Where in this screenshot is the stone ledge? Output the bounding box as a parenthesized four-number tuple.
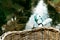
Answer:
(1, 27, 60, 40)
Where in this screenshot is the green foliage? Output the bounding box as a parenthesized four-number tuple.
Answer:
(0, 9, 6, 35)
(52, 0, 60, 3)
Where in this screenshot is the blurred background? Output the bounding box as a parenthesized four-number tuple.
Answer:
(0, 0, 60, 35)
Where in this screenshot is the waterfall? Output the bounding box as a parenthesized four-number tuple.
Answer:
(25, 0, 52, 30)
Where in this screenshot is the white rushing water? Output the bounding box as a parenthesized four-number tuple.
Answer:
(25, 0, 52, 30)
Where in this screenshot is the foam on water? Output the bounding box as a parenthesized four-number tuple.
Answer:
(25, 0, 52, 30)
